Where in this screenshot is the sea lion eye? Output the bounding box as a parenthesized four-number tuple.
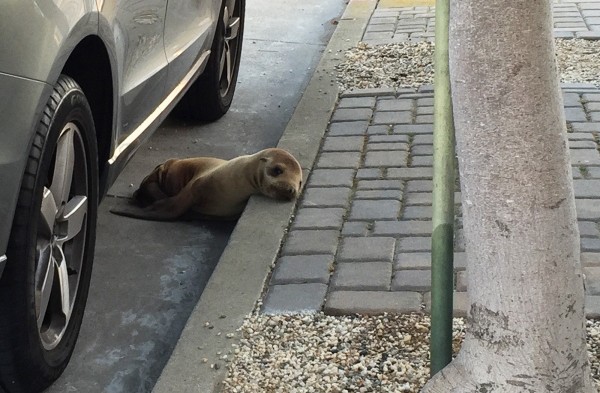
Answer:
(270, 166, 284, 177)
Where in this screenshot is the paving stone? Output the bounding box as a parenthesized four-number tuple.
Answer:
(582, 237, 600, 252)
(554, 31, 575, 38)
(585, 102, 600, 112)
(301, 187, 352, 208)
(281, 230, 339, 255)
(376, 99, 414, 111)
(354, 189, 403, 200)
(586, 295, 600, 318)
(322, 136, 365, 152)
(316, 151, 362, 168)
(364, 150, 409, 167)
(576, 199, 600, 220)
(342, 221, 371, 236)
(394, 124, 434, 134)
(340, 88, 397, 98)
(564, 107, 587, 122)
(397, 236, 431, 252)
(392, 269, 431, 291)
(324, 291, 423, 315)
(366, 143, 410, 153)
(357, 179, 404, 190)
(307, 169, 355, 187)
(416, 106, 434, 115)
(331, 262, 392, 291)
(423, 291, 468, 317)
(563, 92, 583, 107)
(406, 180, 434, 192)
(356, 168, 382, 179)
(388, 167, 433, 179)
(370, 16, 397, 24)
(262, 283, 328, 314)
(568, 133, 595, 141)
(369, 134, 410, 143)
(412, 135, 433, 146)
(569, 140, 597, 149)
(394, 252, 467, 270)
(579, 221, 600, 237)
(329, 121, 369, 136)
(350, 199, 401, 220)
(366, 24, 396, 33)
(402, 206, 432, 220)
(418, 85, 434, 93)
(292, 207, 346, 230)
(583, 93, 600, 102)
(373, 220, 432, 236)
(573, 179, 600, 198)
(570, 122, 600, 132)
(411, 156, 433, 167)
(586, 167, 600, 178)
(338, 237, 396, 262)
(416, 114, 434, 124)
(583, 253, 600, 266)
(589, 112, 600, 122)
(373, 111, 412, 125)
(271, 255, 333, 284)
(412, 145, 433, 156)
(367, 125, 391, 135)
(337, 97, 376, 108)
(331, 108, 373, 122)
(417, 97, 434, 106)
(584, 267, 600, 295)
(570, 149, 600, 165)
(577, 31, 600, 39)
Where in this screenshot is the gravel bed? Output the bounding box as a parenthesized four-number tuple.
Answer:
(222, 313, 599, 392)
(335, 39, 600, 91)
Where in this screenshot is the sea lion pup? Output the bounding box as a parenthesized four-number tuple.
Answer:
(112, 148, 303, 221)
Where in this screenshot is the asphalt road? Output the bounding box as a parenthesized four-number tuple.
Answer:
(45, 1, 346, 392)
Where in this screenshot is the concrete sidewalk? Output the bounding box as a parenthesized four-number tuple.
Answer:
(153, 0, 600, 391)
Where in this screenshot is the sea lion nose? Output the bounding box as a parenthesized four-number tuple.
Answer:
(287, 186, 297, 199)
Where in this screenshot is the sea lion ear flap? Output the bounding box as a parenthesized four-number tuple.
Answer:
(260, 157, 268, 162)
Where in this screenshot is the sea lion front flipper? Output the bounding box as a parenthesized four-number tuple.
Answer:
(110, 182, 196, 221)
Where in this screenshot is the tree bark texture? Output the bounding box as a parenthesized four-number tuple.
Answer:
(422, 0, 596, 391)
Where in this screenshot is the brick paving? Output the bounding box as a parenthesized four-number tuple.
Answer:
(260, 1, 600, 318)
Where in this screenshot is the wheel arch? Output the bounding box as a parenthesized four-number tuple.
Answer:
(61, 36, 115, 198)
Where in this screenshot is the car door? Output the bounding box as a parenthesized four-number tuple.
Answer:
(99, 0, 169, 143)
(163, 0, 219, 94)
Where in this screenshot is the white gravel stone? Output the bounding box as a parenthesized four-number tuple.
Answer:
(222, 314, 599, 392)
(335, 40, 600, 91)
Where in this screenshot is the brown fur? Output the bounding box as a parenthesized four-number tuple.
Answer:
(111, 148, 302, 221)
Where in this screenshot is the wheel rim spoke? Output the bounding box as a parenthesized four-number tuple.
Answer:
(36, 243, 54, 329)
(50, 126, 76, 208)
(56, 195, 88, 244)
(39, 187, 58, 239)
(55, 246, 71, 319)
(226, 17, 241, 41)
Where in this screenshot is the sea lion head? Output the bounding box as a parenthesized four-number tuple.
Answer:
(258, 148, 303, 201)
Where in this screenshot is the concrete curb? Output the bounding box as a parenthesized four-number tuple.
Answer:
(150, 1, 375, 392)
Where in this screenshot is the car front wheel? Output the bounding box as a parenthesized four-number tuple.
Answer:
(0, 75, 98, 393)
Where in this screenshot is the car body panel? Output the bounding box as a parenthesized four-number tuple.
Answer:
(0, 1, 98, 83)
(0, 72, 54, 258)
(0, 0, 224, 281)
(163, 0, 216, 94)
(97, 0, 169, 146)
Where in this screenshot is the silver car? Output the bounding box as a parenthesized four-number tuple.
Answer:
(0, 1, 244, 391)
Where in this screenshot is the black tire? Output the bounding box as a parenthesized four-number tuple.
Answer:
(0, 75, 98, 393)
(177, 0, 245, 121)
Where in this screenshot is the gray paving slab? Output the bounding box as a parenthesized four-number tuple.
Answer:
(324, 291, 422, 315)
(262, 283, 329, 314)
(271, 255, 334, 284)
(331, 262, 393, 290)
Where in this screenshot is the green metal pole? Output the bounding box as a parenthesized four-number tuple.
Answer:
(430, 0, 455, 377)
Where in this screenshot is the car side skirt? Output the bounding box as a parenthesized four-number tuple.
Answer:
(100, 50, 211, 196)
